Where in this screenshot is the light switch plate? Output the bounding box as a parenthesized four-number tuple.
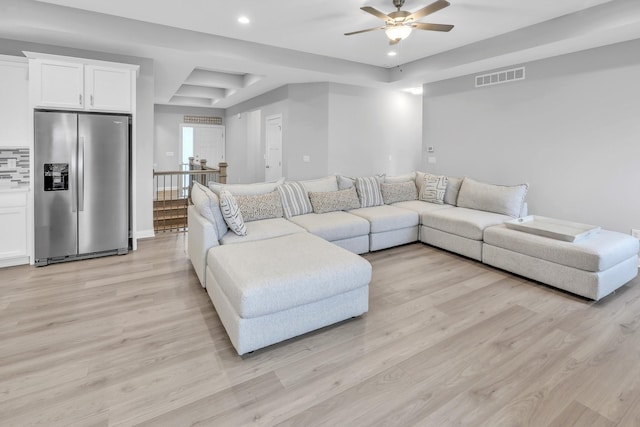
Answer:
(427, 156, 436, 164)
(303, 155, 310, 163)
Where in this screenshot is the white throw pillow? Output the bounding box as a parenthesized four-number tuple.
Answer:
(219, 190, 247, 236)
(355, 176, 384, 208)
(277, 181, 312, 218)
(420, 174, 448, 205)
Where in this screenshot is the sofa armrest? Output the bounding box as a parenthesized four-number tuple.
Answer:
(188, 205, 220, 288)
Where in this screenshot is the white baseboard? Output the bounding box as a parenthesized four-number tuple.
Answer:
(136, 229, 156, 240)
(0, 255, 30, 268)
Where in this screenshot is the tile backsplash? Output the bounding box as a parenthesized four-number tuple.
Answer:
(0, 148, 30, 187)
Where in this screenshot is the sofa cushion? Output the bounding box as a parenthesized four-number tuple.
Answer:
(350, 205, 419, 233)
(300, 175, 338, 193)
(207, 233, 371, 319)
(337, 175, 355, 190)
(288, 211, 370, 242)
(210, 177, 285, 196)
(422, 207, 511, 241)
(355, 176, 384, 208)
(444, 176, 463, 206)
(219, 218, 306, 245)
(235, 190, 284, 222)
(457, 177, 528, 218)
(277, 181, 312, 218)
(381, 181, 417, 205)
(385, 172, 416, 183)
(219, 190, 247, 236)
(419, 173, 448, 205)
(484, 224, 640, 272)
(191, 181, 227, 238)
(308, 187, 361, 214)
(392, 200, 454, 217)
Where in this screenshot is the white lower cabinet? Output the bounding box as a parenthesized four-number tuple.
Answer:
(0, 191, 29, 267)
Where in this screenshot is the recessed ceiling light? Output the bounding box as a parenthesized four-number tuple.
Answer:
(238, 16, 250, 24)
(404, 87, 424, 95)
(387, 51, 397, 57)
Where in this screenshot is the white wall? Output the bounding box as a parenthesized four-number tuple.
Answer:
(226, 86, 289, 183)
(154, 105, 225, 171)
(422, 39, 640, 234)
(225, 82, 423, 183)
(328, 83, 423, 177)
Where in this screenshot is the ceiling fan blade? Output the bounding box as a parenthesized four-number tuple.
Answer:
(412, 22, 454, 32)
(344, 26, 386, 36)
(389, 38, 401, 46)
(406, 0, 450, 22)
(361, 6, 392, 22)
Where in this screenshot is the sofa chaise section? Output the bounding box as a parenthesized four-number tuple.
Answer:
(205, 233, 372, 355)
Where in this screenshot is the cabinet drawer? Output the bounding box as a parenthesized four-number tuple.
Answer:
(0, 191, 28, 207)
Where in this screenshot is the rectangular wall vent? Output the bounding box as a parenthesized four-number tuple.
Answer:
(183, 115, 222, 125)
(475, 67, 525, 88)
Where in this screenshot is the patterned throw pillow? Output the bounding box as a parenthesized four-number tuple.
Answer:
(277, 181, 312, 218)
(420, 174, 448, 205)
(219, 190, 247, 236)
(235, 191, 284, 222)
(381, 181, 418, 204)
(308, 187, 361, 214)
(355, 176, 384, 208)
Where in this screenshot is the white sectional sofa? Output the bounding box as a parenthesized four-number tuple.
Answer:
(188, 171, 639, 354)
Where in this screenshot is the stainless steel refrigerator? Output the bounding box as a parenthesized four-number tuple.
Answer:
(34, 110, 130, 265)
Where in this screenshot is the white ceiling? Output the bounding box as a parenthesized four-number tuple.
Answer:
(2, 0, 640, 108)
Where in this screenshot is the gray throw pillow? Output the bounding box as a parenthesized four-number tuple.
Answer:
(191, 182, 228, 237)
(235, 191, 284, 222)
(444, 176, 463, 206)
(355, 176, 384, 208)
(381, 181, 418, 204)
(308, 187, 361, 214)
(277, 181, 312, 218)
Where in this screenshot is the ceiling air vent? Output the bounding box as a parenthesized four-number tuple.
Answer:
(475, 67, 525, 88)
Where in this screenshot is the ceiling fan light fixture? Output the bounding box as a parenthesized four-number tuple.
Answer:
(385, 25, 412, 41)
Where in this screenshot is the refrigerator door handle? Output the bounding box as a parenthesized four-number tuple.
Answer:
(78, 137, 85, 212)
(70, 137, 78, 213)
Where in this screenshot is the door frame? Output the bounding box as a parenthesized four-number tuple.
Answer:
(265, 114, 283, 182)
(178, 123, 225, 170)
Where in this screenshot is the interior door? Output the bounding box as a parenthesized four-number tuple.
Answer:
(77, 113, 129, 254)
(192, 125, 225, 167)
(265, 114, 283, 182)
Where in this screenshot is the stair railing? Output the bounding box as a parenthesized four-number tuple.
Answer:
(152, 160, 228, 233)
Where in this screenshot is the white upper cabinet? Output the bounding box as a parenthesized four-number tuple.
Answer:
(0, 56, 29, 147)
(85, 65, 133, 112)
(32, 59, 85, 109)
(26, 52, 138, 113)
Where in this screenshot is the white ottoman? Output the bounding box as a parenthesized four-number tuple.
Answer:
(205, 233, 372, 355)
(483, 224, 639, 300)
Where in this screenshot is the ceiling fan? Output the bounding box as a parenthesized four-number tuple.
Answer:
(345, 0, 454, 45)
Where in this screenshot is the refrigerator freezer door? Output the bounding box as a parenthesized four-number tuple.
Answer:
(77, 114, 129, 254)
(34, 111, 78, 262)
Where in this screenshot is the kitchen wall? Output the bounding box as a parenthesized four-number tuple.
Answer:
(0, 37, 155, 239)
(154, 105, 225, 172)
(421, 39, 640, 234)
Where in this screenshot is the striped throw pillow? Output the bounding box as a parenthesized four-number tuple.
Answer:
(355, 176, 384, 208)
(219, 190, 247, 236)
(277, 182, 312, 218)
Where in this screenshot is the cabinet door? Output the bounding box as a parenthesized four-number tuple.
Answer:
(0, 192, 28, 267)
(0, 60, 29, 147)
(85, 65, 132, 112)
(32, 59, 84, 109)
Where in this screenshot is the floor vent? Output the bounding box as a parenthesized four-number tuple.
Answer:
(475, 67, 525, 88)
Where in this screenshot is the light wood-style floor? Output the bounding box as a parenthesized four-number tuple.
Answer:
(1, 234, 640, 427)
